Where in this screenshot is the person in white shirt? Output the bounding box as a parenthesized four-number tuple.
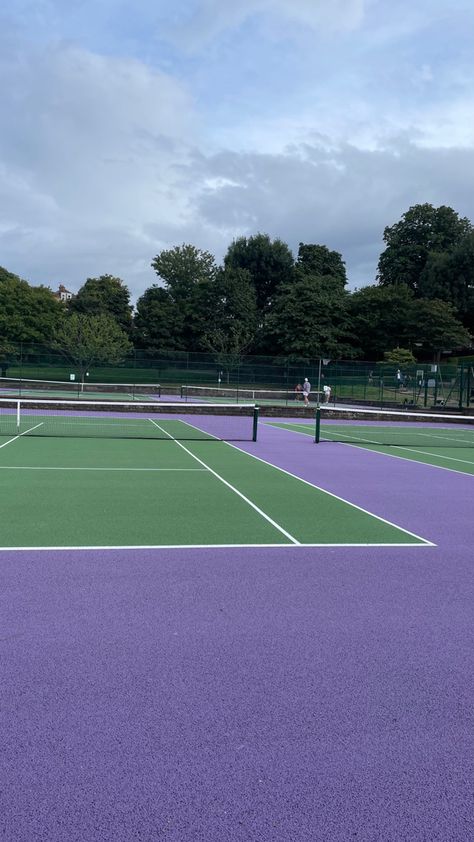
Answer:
(302, 378, 311, 405)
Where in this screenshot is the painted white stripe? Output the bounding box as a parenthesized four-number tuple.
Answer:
(0, 422, 44, 449)
(269, 421, 474, 470)
(0, 466, 206, 472)
(328, 440, 474, 478)
(148, 419, 301, 545)
(0, 542, 435, 552)
(219, 439, 434, 546)
(155, 417, 434, 546)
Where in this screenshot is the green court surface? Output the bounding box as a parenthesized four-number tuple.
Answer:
(0, 387, 160, 402)
(0, 426, 430, 549)
(268, 420, 474, 476)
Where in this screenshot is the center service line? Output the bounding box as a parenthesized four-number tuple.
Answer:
(148, 419, 300, 545)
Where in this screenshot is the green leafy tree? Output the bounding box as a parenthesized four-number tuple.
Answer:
(202, 268, 258, 377)
(419, 233, 474, 330)
(0, 340, 18, 377)
(296, 243, 347, 287)
(348, 284, 414, 358)
(151, 244, 218, 348)
(383, 348, 416, 365)
(224, 233, 294, 313)
(70, 274, 133, 332)
(0, 266, 64, 344)
(134, 286, 185, 351)
(264, 273, 354, 358)
(151, 244, 217, 297)
(377, 204, 472, 293)
(349, 284, 471, 359)
(405, 299, 471, 359)
(53, 313, 132, 383)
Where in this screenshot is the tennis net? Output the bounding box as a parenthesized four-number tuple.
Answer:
(314, 406, 474, 447)
(0, 377, 161, 400)
(181, 384, 321, 404)
(0, 399, 259, 441)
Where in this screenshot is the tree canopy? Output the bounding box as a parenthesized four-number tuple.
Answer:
(0, 267, 63, 344)
(201, 267, 258, 373)
(224, 233, 294, 313)
(134, 286, 185, 351)
(69, 274, 133, 332)
(1, 203, 473, 366)
(296, 243, 347, 287)
(53, 313, 132, 382)
(377, 204, 473, 294)
(264, 273, 354, 359)
(150, 244, 218, 349)
(348, 283, 471, 359)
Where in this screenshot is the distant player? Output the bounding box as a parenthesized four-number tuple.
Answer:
(323, 384, 332, 403)
(303, 378, 311, 405)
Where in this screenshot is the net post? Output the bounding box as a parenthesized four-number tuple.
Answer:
(314, 407, 321, 443)
(252, 406, 259, 441)
(16, 400, 21, 432)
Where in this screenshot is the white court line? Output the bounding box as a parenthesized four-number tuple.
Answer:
(0, 542, 434, 551)
(0, 466, 206, 472)
(412, 431, 474, 447)
(163, 418, 434, 547)
(319, 429, 474, 464)
(148, 418, 300, 545)
(0, 422, 44, 449)
(268, 424, 474, 477)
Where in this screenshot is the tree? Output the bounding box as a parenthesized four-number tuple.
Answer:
(134, 286, 185, 351)
(70, 275, 133, 332)
(383, 348, 416, 365)
(202, 268, 258, 377)
(53, 313, 132, 383)
(224, 233, 294, 313)
(0, 340, 18, 377)
(348, 284, 415, 359)
(0, 266, 63, 344)
(405, 299, 471, 358)
(264, 273, 355, 359)
(296, 243, 347, 287)
(151, 244, 217, 298)
(419, 233, 474, 330)
(377, 204, 472, 293)
(348, 284, 471, 360)
(151, 244, 218, 348)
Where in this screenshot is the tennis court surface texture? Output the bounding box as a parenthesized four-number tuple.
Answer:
(1, 401, 473, 841)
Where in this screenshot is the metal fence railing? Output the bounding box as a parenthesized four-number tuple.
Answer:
(0, 343, 472, 410)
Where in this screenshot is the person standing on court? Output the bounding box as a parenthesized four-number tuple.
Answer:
(303, 377, 311, 405)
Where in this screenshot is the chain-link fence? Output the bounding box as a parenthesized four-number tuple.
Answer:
(0, 343, 472, 409)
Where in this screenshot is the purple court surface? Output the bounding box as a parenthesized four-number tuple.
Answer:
(1, 419, 473, 841)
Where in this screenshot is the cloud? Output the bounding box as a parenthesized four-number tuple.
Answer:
(0, 41, 198, 294)
(183, 138, 474, 287)
(172, 0, 372, 51)
(1, 1, 474, 303)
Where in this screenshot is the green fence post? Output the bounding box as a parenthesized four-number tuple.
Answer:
(314, 407, 321, 443)
(252, 406, 259, 442)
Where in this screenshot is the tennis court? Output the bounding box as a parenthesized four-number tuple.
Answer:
(0, 376, 161, 401)
(2, 399, 473, 842)
(0, 400, 429, 548)
(268, 407, 474, 476)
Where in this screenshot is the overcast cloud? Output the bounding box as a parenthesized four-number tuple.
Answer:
(1, 0, 474, 300)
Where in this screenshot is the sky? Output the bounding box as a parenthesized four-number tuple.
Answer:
(1, 0, 474, 301)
